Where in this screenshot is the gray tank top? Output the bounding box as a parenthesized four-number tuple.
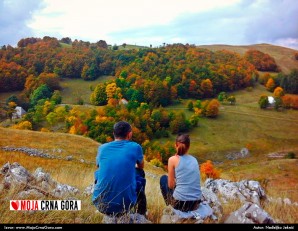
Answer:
(173, 154, 202, 201)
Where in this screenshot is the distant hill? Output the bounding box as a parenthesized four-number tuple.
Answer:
(198, 43, 298, 74)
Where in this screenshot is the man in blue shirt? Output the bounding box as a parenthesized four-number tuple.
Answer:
(92, 121, 147, 216)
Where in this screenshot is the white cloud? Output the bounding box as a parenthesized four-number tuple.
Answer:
(28, 0, 240, 43)
(1, 0, 297, 50)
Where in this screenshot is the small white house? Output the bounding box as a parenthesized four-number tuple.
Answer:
(119, 98, 128, 105)
(268, 96, 276, 107)
(12, 106, 26, 119)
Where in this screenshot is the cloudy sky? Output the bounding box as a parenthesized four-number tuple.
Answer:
(1, 0, 298, 49)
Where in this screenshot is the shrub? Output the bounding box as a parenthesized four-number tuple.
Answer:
(285, 152, 296, 159)
(150, 158, 164, 168)
(12, 121, 32, 130)
(200, 160, 221, 180)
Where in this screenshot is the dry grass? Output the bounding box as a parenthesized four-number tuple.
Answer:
(0, 127, 99, 163)
(221, 159, 298, 202)
(263, 201, 298, 224)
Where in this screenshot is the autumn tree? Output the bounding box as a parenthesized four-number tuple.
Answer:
(106, 82, 122, 100)
(273, 87, 285, 98)
(266, 78, 276, 92)
(244, 49, 279, 72)
(12, 121, 32, 130)
(0, 61, 27, 92)
(259, 73, 271, 85)
(200, 79, 213, 98)
(203, 99, 220, 118)
(96, 40, 108, 49)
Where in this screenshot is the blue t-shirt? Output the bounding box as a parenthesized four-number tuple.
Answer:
(92, 140, 143, 214)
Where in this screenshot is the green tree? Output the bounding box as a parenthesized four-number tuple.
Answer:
(46, 112, 58, 126)
(258, 95, 269, 109)
(187, 101, 194, 111)
(6, 95, 19, 105)
(217, 92, 227, 102)
(274, 97, 283, 111)
(195, 100, 202, 109)
(90, 83, 107, 106)
(30, 84, 52, 107)
(227, 95, 236, 105)
(7, 101, 17, 121)
(50, 90, 62, 104)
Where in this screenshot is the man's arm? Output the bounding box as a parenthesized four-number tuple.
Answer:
(136, 144, 144, 169)
(136, 159, 144, 169)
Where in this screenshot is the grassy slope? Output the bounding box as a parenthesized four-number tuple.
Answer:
(60, 76, 115, 104)
(166, 84, 298, 162)
(198, 43, 298, 74)
(0, 127, 166, 223)
(0, 127, 297, 223)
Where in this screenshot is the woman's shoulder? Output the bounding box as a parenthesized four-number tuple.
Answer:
(169, 155, 179, 163)
(186, 154, 198, 161)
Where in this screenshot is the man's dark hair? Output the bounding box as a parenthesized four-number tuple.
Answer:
(113, 121, 132, 139)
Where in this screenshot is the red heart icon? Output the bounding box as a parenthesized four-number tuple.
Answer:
(11, 201, 19, 210)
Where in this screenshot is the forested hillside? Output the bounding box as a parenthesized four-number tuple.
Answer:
(1, 37, 298, 167)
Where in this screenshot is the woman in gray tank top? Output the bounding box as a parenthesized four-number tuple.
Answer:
(160, 134, 202, 212)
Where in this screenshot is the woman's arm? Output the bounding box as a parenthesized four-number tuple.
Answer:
(168, 156, 177, 189)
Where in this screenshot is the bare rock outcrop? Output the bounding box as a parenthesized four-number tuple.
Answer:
(205, 179, 266, 206)
(0, 162, 79, 198)
(225, 202, 275, 224)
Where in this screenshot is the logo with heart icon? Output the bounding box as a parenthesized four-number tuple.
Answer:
(11, 200, 19, 210)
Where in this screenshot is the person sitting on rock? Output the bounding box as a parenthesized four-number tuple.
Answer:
(160, 134, 202, 212)
(92, 121, 147, 217)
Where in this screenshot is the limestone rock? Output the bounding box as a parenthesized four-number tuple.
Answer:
(225, 202, 275, 224)
(102, 213, 151, 224)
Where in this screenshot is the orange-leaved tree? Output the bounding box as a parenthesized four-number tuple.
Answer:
(200, 160, 221, 181)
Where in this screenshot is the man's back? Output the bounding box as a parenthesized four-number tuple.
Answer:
(92, 140, 143, 214)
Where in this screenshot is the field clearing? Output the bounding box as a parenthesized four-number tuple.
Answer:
(165, 84, 298, 164)
(60, 76, 115, 104)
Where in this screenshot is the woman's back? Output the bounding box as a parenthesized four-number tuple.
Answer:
(173, 154, 202, 201)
